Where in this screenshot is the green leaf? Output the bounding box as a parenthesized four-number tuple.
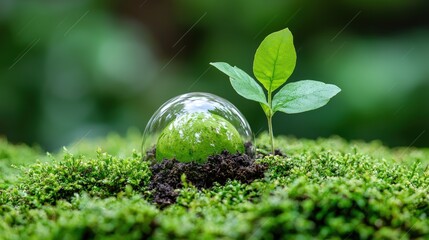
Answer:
(210, 62, 268, 105)
(272, 80, 341, 114)
(253, 28, 296, 93)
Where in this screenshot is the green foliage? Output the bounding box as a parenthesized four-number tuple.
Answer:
(253, 28, 296, 92)
(1, 195, 159, 240)
(272, 80, 341, 114)
(211, 28, 341, 154)
(1, 133, 429, 239)
(0, 139, 46, 188)
(3, 149, 151, 208)
(209, 62, 267, 105)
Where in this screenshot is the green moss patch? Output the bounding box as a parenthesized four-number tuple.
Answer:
(1, 132, 428, 239)
(156, 112, 244, 163)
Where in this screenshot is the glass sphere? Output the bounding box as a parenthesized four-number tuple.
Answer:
(142, 92, 254, 163)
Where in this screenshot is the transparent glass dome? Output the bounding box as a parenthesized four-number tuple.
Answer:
(142, 92, 254, 163)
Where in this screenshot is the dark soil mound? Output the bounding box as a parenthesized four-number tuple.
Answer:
(148, 150, 267, 208)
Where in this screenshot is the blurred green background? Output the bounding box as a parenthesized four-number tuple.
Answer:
(1, 0, 428, 151)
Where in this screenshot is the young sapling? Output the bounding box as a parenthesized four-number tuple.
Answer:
(210, 28, 341, 154)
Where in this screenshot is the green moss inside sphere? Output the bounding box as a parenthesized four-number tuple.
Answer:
(156, 112, 244, 163)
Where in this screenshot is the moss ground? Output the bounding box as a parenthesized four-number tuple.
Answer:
(1, 128, 428, 239)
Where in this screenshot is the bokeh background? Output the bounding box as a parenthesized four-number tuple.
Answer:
(1, 0, 428, 151)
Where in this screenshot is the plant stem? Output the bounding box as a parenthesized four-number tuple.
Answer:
(267, 90, 275, 155)
(267, 114, 274, 154)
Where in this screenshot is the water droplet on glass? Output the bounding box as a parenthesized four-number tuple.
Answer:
(142, 92, 254, 163)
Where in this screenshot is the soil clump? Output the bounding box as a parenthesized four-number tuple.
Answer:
(148, 150, 267, 208)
